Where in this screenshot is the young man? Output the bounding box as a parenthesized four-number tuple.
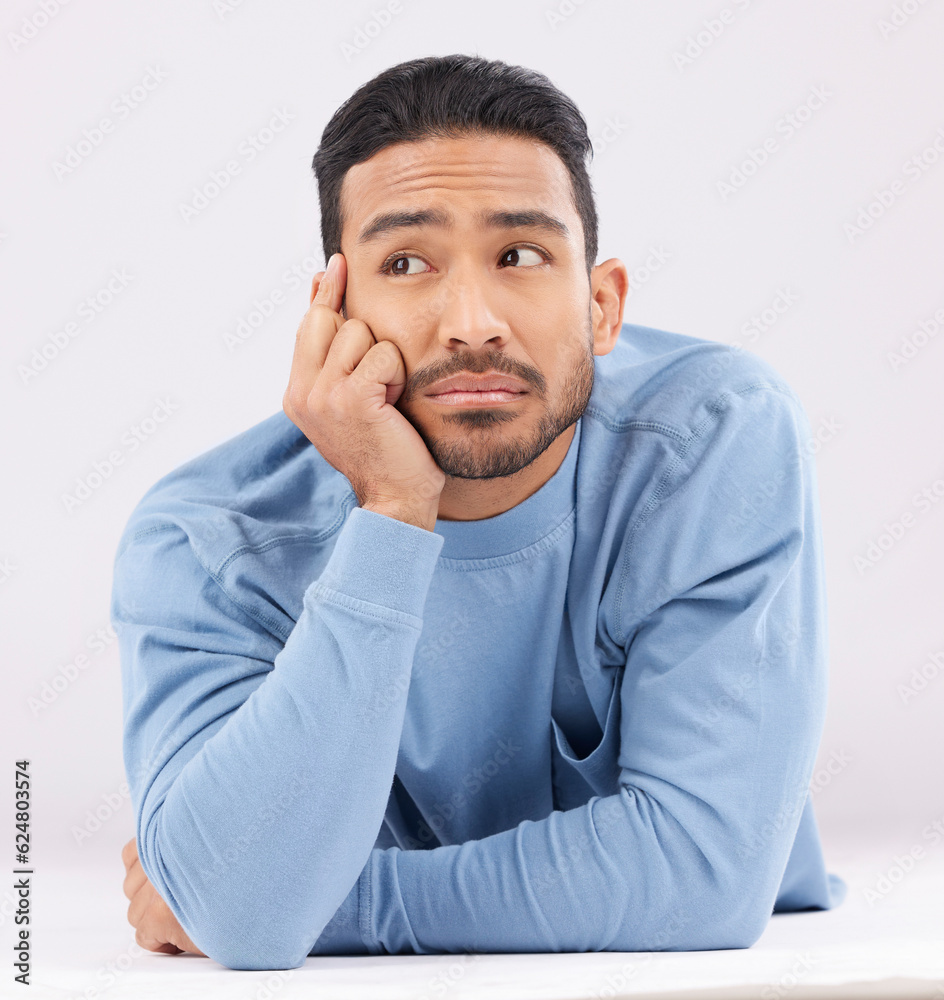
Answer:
(116, 54, 846, 970)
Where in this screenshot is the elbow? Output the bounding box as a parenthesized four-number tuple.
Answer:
(136, 813, 326, 970)
(690, 892, 772, 951)
(624, 887, 771, 953)
(204, 935, 309, 972)
(611, 853, 775, 953)
(161, 896, 323, 971)
(678, 867, 775, 951)
(148, 887, 315, 971)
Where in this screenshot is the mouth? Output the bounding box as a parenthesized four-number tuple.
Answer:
(426, 389, 527, 407)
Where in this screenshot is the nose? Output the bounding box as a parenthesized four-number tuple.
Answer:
(433, 273, 510, 352)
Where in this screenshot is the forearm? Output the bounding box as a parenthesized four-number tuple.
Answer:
(122, 507, 443, 969)
(333, 785, 780, 956)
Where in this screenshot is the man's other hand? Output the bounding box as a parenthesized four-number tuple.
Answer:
(121, 836, 207, 956)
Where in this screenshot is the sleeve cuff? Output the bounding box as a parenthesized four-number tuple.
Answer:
(311, 505, 444, 620)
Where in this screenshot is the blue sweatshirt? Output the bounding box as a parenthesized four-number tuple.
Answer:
(112, 321, 847, 970)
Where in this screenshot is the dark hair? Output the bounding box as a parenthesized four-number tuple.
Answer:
(311, 54, 598, 276)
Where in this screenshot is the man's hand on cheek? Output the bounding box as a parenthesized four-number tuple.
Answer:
(283, 252, 445, 529)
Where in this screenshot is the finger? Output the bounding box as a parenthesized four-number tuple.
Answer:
(351, 338, 407, 409)
(284, 289, 346, 421)
(308, 270, 325, 304)
(312, 253, 346, 313)
(147, 896, 201, 956)
(319, 318, 377, 390)
(121, 837, 138, 870)
(135, 925, 180, 955)
(123, 857, 148, 901)
(128, 887, 174, 946)
(126, 883, 152, 928)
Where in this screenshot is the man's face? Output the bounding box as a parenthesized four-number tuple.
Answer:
(338, 132, 597, 480)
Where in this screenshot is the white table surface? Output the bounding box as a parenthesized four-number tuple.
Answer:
(11, 836, 944, 1000)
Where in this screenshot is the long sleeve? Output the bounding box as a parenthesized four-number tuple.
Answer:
(346, 385, 834, 954)
(113, 505, 444, 969)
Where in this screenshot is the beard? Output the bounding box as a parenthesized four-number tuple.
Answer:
(402, 317, 595, 481)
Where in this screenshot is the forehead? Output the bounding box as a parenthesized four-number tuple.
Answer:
(339, 133, 577, 244)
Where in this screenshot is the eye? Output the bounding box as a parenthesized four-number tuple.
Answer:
(379, 244, 551, 277)
(499, 246, 547, 268)
(381, 254, 430, 276)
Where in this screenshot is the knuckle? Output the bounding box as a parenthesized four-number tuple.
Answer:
(284, 383, 307, 414)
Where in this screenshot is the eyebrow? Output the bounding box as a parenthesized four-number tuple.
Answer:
(355, 207, 570, 247)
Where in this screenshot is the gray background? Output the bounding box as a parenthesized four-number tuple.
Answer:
(2, 0, 942, 888)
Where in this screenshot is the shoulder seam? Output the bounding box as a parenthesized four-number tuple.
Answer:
(115, 520, 349, 642)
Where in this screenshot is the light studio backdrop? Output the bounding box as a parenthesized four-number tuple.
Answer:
(2, 1, 943, 997)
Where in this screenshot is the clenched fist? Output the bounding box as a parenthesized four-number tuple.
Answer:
(121, 837, 206, 957)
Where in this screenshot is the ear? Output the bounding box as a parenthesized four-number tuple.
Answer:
(309, 271, 325, 305)
(588, 258, 629, 356)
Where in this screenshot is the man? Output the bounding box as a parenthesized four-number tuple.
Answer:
(115, 54, 846, 970)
